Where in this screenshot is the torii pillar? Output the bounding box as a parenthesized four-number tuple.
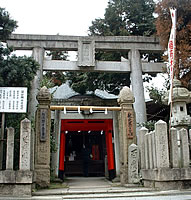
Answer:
(129, 49, 147, 133)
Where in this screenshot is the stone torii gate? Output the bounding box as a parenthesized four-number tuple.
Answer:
(7, 34, 164, 127)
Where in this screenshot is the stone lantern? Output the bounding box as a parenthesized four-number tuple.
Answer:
(164, 78, 191, 129)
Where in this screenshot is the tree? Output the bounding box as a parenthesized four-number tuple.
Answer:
(155, 0, 191, 88)
(67, 0, 157, 95)
(0, 7, 39, 89)
(0, 7, 39, 169)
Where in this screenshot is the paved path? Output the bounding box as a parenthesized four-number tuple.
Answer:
(1, 177, 191, 200)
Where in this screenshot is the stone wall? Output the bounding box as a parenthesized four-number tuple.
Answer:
(139, 120, 191, 190)
(0, 119, 33, 196)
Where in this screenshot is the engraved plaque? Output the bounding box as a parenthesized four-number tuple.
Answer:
(127, 111, 134, 139)
(40, 109, 47, 141)
(78, 38, 95, 67)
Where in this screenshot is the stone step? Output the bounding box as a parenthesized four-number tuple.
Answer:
(32, 186, 156, 196)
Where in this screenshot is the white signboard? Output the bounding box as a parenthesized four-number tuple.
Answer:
(0, 87, 27, 113)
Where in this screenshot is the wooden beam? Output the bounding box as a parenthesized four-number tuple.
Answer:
(50, 105, 121, 111)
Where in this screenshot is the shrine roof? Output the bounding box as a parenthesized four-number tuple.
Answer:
(49, 83, 118, 100)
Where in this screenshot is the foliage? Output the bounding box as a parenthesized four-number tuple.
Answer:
(0, 7, 17, 41)
(155, 0, 191, 88)
(89, 0, 156, 37)
(146, 85, 166, 105)
(138, 120, 157, 131)
(66, 0, 156, 95)
(0, 54, 39, 88)
(41, 51, 68, 88)
(0, 7, 39, 169)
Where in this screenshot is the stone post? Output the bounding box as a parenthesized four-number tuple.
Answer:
(129, 49, 147, 134)
(118, 86, 136, 184)
(179, 128, 190, 168)
(155, 120, 170, 168)
(144, 132, 149, 169)
(128, 144, 139, 184)
(20, 118, 31, 170)
(34, 86, 51, 188)
(148, 132, 153, 169)
(28, 47, 45, 120)
(138, 127, 148, 169)
(151, 131, 157, 169)
(113, 111, 120, 177)
(170, 128, 179, 168)
(6, 127, 14, 170)
(51, 110, 61, 178)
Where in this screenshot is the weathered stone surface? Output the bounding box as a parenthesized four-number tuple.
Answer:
(20, 118, 31, 170)
(179, 128, 190, 168)
(35, 87, 51, 188)
(28, 47, 45, 119)
(78, 38, 95, 67)
(138, 127, 148, 169)
(34, 169, 50, 188)
(0, 184, 32, 196)
(151, 131, 157, 169)
(144, 132, 149, 170)
(0, 170, 15, 183)
(129, 49, 147, 129)
(170, 128, 179, 168)
(6, 127, 14, 170)
(118, 86, 136, 184)
(155, 120, 169, 168)
(148, 132, 153, 169)
(118, 86, 134, 104)
(16, 171, 33, 183)
(141, 168, 191, 181)
(128, 144, 139, 183)
(141, 168, 191, 190)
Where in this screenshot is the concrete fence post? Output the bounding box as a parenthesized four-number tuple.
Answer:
(170, 128, 179, 168)
(155, 120, 169, 168)
(128, 144, 139, 183)
(179, 128, 190, 168)
(138, 127, 148, 169)
(6, 127, 14, 170)
(20, 118, 31, 170)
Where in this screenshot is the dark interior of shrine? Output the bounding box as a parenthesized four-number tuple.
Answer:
(64, 130, 106, 177)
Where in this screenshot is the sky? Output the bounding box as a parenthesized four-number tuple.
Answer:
(1, 0, 108, 36)
(1, 0, 166, 97)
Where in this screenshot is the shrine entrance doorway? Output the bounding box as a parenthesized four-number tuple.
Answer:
(58, 119, 115, 180)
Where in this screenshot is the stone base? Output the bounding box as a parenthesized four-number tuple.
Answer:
(0, 170, 33, 196)
(0, 184, 32, 196)
(34, 168, 50, 188)
(144, 180, 191, 190)
(141, 168, 191, 190)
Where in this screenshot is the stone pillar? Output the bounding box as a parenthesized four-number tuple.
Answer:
(34, 86, 51, 188)
(155, 120, 170, 168)
(151, 131, 157, 169)
(128, 144, 139, 183)
(148, 132, 153, 169)
(20, 118, 31, 170)
(144, 132, 149, 169)
(51, 110, 61, 178)
(118, 86, 136, 184)
(170, 128, 179, 168)
(28, 47, 45, 120)
(6, 127, 14, 170)
(179, 128, 190, 168)
(129, 49, 147, 134)
(113, 111, 120, 177)
(138, 127, 148, 169)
